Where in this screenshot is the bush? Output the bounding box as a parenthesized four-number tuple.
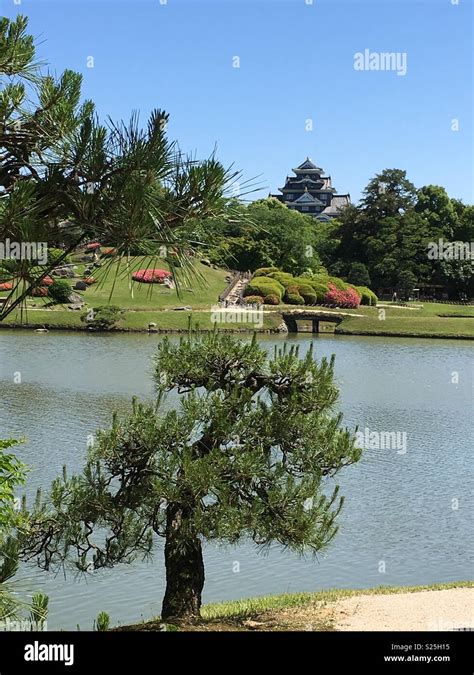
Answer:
(355, 286, 378, 306)
(326, 276, 349, 291)
(244, 295, 264, 305)
(324, 283, 360, 309)
(40, 276, 54, 287)
(298, 285, 318, 305)
(81, 306, 124, 330)
(245, 276, 284, 301)
(293, 276, 329, 301)
(132, 269, 172, 284)
(84, 277, 96, 285)
(48, 280, 71, 304)
(285, 292, 305, 305)
(0, 282, 13, 291)
(268, 272, 294, 287)
(47, 248, 71, 266)
(30, 287, 48, 297)
(254, 267, 279, 277)
(263, 294, 280, 305)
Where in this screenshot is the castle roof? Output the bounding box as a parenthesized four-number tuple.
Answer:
(292, 157, 324, 174)
(292, 190, 324, 206)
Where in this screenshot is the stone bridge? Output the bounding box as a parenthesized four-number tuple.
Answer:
(281, 310, 345, 333)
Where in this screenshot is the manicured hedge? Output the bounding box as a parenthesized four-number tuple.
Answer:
(267, 271, 294, 287)
(245, 276, 284, 300)
(254, 267, 279, 277)
(355, 285, 378, 306)
(285, 292, 305, 305)
(263, 294, 280, 305)
(244, 295, 264, 305)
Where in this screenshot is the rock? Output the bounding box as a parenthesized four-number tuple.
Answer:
(243, 620, 264, 629)
(148, 322, 157, 328)
(69, 291, 84, 304)
(276, 321, 289, 333)
(68, 303, 83, 311)
(200, 259, 211, 267)
(173, 306, 192, 311)
(35, 328, 49, 333)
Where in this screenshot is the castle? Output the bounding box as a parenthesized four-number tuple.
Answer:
(271, 157, 350, 221)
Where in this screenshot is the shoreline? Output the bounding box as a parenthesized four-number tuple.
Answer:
(1, 322, 473, 340)
(114, 581, 474, 632)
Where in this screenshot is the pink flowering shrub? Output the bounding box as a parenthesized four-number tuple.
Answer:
(324, 283, 360, 309)
(0, 282, 13, 291)
(40, 276, 54, 286)
(132, 269, 172, 284)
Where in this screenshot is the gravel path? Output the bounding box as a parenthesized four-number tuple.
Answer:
(333, 588, 474, 631)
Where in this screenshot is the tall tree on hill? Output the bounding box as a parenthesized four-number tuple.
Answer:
(20, 332, 361, 621)
(0, 16, 246, 320)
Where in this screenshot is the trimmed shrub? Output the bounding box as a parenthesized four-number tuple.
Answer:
(298, 285, 317, 305)
(285, 292, 305, 306)
(263, 294, 280, 306)
(132, 269, 172, 283)
(81, 305, 124, 331)
(355, 286, 378, 306)
(40, 276, 54, 287)
(84, 277, 96, 285)
(324, 283, 360, 309)
(326, 276, 349, 291)
(268, 272, 294, 287)
(244, 295, 264, 305)
(0, 282, 13, 291)
(254, 267, 279, 277)
(245, 276, 284, 301)
(30, 287, 48, 297)
(48, 280, 71, 304)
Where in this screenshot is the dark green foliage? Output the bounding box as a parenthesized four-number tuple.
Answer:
(347, 262, 371, 287)
(48, 280, 71, 304)
(80, 305, 124, 330)
(263, 294, 279, 305)
(21, 332, 361, 620)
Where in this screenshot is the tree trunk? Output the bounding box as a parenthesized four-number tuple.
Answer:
(161, 502, 205, 622)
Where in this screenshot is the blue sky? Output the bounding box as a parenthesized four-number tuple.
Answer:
(3, 0, 473, 203)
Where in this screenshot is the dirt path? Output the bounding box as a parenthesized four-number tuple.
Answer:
(332, 588, 474, 631)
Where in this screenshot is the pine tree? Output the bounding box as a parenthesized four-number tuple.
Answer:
(22, 332, 361, 621)
(0, 16, 245, 320)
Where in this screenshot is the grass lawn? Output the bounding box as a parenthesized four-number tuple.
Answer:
(335, 302, 474, 338)
(1, 264, 473, 338)
(82, 258, 229, 310)
(114, 580, 473, 631)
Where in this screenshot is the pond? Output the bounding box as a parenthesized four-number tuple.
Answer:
(0, 330, 472, 629)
